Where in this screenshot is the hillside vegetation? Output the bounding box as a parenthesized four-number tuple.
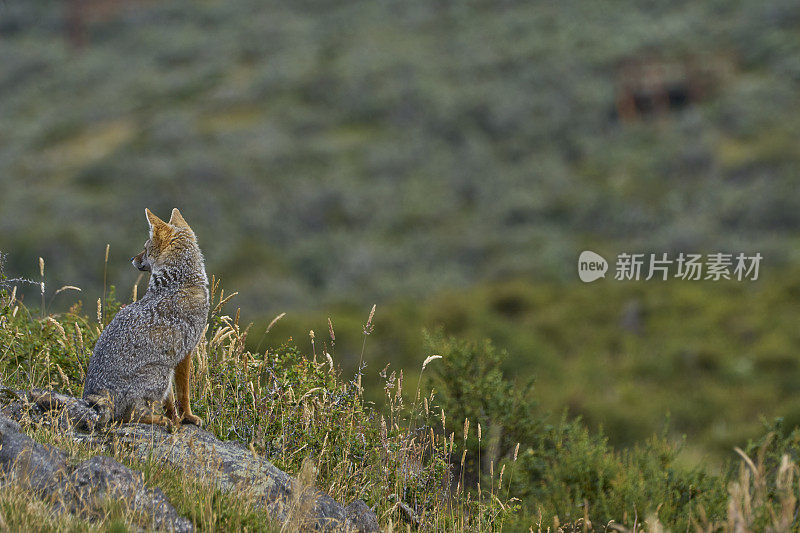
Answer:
(3, 267, 800, 530)
(262, 271, 800, 464)
(1, 0, 800, 309)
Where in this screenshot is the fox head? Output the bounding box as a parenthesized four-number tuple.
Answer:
(132, 208, 201, 274)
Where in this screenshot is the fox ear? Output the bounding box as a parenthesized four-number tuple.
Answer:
(145, 208, 166, 229)
(145, 208, 171, 243)
(168, 208, 191, 230)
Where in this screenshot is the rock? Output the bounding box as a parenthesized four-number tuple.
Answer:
(103, 424, 354, 531)
(396, 500, 421, 528)
(0, 413, 69, 493)
(1, 389, 382, 532)
(29, 389, 111, 430)
(66, 456, 192, 532)
(346, 500, 381, 533)
(0, 412, 192, 531)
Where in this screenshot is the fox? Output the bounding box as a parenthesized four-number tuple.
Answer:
(83, 208, 209, 426)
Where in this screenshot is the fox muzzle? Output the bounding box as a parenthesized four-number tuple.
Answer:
(131, 250, 151, 272)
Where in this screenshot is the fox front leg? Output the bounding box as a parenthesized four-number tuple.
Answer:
(175, 351, 203, 426)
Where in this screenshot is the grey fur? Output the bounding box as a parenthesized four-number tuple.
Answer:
(83, 213, 209, 422)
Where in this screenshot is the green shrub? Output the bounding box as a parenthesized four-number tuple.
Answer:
(425, 330, 728, 529)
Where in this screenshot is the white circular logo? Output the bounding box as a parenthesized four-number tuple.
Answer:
(578, 251, 608, 282)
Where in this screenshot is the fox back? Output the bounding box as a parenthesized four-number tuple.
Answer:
(83, 208, 209, 422)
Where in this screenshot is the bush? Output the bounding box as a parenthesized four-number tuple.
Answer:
(425, 330, 728, 529)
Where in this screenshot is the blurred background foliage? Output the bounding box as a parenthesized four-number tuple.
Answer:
(2, 0, 800, 467)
